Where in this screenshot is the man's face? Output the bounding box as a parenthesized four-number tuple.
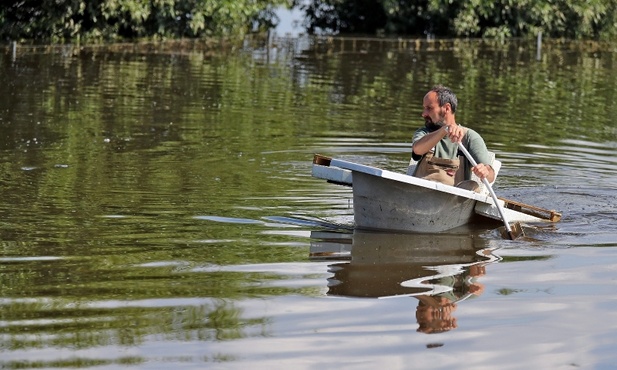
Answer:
(422, 91, 446, 126)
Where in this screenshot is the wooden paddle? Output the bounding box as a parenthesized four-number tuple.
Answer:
(456, 143, 523, 240)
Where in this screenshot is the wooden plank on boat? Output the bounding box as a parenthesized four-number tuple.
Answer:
(500, 198, 562, 222)
(474, 198, 561, 223)
(313, 154, 332, 166)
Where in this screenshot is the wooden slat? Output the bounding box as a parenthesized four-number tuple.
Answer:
(313, 154, 332, 166)
(499, 197, 562, 222)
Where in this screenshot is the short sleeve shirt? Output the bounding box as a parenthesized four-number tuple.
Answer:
(411, 126, 491, 180)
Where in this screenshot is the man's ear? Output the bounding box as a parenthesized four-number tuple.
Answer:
(444, 103, 452, 114)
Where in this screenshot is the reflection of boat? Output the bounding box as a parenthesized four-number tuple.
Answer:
(312, 154, 561, 233)
(310, 230, 499, 299)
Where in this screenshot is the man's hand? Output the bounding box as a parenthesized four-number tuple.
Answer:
(472, 163, 495, 183)
(445, 124, 466, 143)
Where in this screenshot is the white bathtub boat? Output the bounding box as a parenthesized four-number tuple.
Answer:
(312, 154, 561, 233)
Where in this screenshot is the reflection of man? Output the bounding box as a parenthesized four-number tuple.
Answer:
(414, 264, 486, 334)
(416, 296, 458, 334)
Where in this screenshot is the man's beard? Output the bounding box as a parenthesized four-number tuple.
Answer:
(424, 114, 445, 131)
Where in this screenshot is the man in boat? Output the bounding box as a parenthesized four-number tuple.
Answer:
(410, 85, 495, 191)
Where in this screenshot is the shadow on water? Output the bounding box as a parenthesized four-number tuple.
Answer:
(309, 229, 500, 334)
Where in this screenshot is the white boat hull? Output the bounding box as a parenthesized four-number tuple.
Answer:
(353, 172, 478, 232)
(311, 155, 561, 233)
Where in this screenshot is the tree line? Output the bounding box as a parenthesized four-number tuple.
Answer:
(302, 0, 617, 40)
(0, 0, 293, 42)
(1, 0, 616, 42)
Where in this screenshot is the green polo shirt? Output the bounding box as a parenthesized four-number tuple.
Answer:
(411, 125, 492, 180)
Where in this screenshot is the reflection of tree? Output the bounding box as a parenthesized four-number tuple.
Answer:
(288, 36, 617, 152)
(0, 41, 315, 291)
(0, 298, 269, 352)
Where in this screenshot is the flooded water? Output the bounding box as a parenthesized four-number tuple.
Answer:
(0, 37, 616, 369)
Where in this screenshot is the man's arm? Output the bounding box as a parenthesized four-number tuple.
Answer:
(412, 126, 448, 157)
(413, 124, 468, 157)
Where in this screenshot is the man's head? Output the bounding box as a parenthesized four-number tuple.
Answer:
(422, 85, 457, 127)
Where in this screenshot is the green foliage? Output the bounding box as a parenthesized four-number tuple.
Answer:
(0, 0, 294, 41)
(302, 0, 617, 40)
(301, 0, 454, 35)
(451, 0, 617, 40)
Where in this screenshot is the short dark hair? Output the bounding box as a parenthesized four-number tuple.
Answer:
(430, 85, 458, 113)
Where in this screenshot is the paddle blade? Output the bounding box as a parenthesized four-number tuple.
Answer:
(500, 222, 525, 240)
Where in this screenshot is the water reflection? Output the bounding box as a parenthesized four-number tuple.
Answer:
(310, 230, 499, 333)
(1, 36, 616, 367)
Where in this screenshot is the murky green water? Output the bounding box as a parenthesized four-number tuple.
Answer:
(0, 37, 616, 369)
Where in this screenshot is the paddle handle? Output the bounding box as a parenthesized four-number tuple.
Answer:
(456, 143, 513, 235)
